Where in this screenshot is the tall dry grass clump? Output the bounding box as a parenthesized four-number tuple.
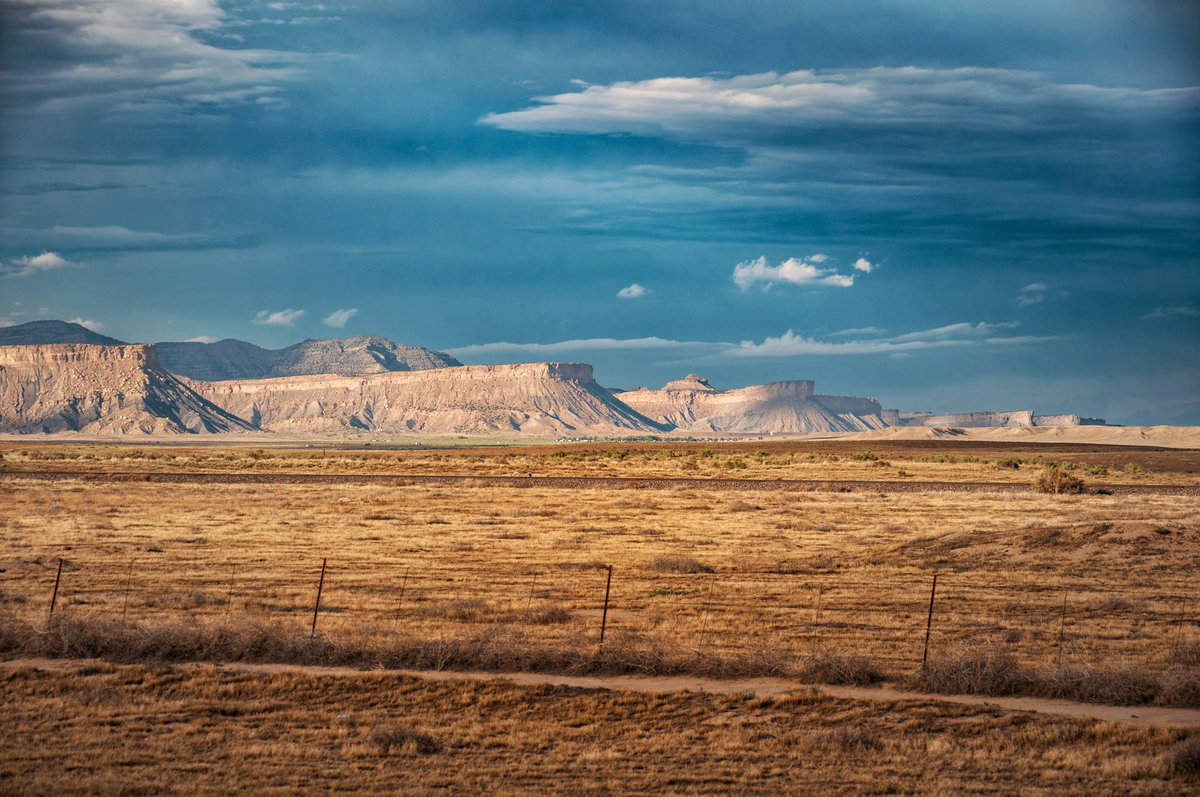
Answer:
(911, 646, 1200, 707)
(1034, 466, 1087, 494)
(1165, 735, 1200, 778)
(910, 648, 1030, 695)
(799, 651, 884, 686)
(0, 611, 791, 679)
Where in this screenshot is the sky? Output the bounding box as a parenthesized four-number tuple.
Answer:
(1, 0, 1198, 424)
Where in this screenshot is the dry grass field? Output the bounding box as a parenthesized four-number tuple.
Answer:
(2, 659, 1198, 796)
(1, 438, 1197, 486)
(1, 439, 1198, 793)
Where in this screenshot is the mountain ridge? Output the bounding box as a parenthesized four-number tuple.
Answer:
(0, 320, 461, 380)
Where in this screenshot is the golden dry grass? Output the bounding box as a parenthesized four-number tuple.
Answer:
(1, 438, 1197, 486)
(2, 440, 1200, 794)
(1, 442, 1197, 698)
(0, 659, 1196, 796)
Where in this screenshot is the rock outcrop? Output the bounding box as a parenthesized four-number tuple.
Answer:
(897, 410, 1108, 428)
(193, 362, 663, 436)
(615, 375, 890, 434)
(156, 336, 461, 380)
(0, 345, 254, 434)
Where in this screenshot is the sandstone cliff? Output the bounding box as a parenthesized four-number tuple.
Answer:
(156, 335, 461, 380)
(193, 362, 663, 436)
(0, 345, 254, 434)
(897, 410, 1107, 428)
(616, 374, 889, 434)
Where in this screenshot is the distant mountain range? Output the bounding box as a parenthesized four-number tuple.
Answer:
(0, 320, 1109, 436)
(0, 319, 126, 347)
(0, 320, 461, 380)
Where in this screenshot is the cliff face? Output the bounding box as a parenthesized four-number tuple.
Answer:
(901, 410, 1107, 428)
(0, 345, 254, 434)
(156, 336, 462, 381)
(193, 362, 664, 436)
(617, 376, 888, 434)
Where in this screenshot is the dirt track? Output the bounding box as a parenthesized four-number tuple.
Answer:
(4, 469, 1198, 495)
(4, 657, 1197, 728)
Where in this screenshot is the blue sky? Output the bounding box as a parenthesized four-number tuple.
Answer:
(1, 0, 1197, 423)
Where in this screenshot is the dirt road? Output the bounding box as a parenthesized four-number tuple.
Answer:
(4, 657, 1197, 728)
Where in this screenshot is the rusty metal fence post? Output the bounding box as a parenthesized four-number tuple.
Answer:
(311, 558, 327, 639)
(599, 565, 613, 647)
(47, 558, 64, 625)
(922, 574, 938, 669)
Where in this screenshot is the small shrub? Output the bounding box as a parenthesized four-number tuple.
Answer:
(1046, 665, 1161, 705)
(722, 457, 748, 470)
(1034, 466, 1087, 495)
(1172, 642, 1200, 668)
(995, 458, 1022, 470)
(370, 725, 443, 755)
(850, 451, 879, 461)
(912, 649, 1029, 695)
(1165, 735, 1200, 777)
(800, 653, 883, 686)
(1123, 463, 1146, 476)
(810, 728, 883, 753)
(649, 555, 713, 574)
(526, 605, 573, 625)
(1158, 667, 1200, 708)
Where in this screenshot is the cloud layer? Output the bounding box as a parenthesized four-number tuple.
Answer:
(450, 320, 1048, 361)
(5, 0, 305, 116)
(484, 67, 1198, 138)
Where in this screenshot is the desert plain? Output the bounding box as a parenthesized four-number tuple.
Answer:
(1, 436, 1198, 794)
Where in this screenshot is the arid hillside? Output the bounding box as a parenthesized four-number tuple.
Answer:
(0, 345, 253, 434)
(193, 361, 663, 435)
(156, 335, 462, 380)
(617, 375, 890, 434)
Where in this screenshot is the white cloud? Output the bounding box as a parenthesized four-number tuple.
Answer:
(482, 68, 1197, 141)
(185, 336, 218, 344)
(450, 321, 1050, 362)
(831, 326, 886, 337)
(68, 317, 104, 332)
(4, 251, 72, 278)
(1017, 282, 1048, 306)
(730, 322, 1049, 358)
(732, 255, 860, 291)
(322, 308, 359, 328)
(616, 283, 650, 299)
(888, 321, 1018, 343)
(447, 336, 724, 358)
(853, 258, 874, 273)
(254, 308, 305, 327)
(1143, 305, 1200, 320)
(8, 0, 306, 115)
